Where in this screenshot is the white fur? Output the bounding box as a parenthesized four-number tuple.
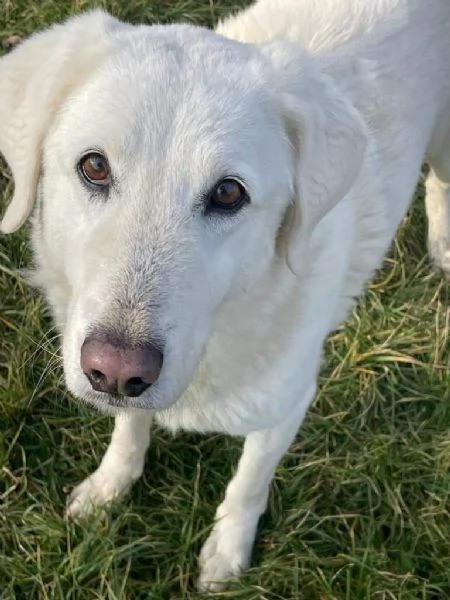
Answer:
(1, 0, 450, 591)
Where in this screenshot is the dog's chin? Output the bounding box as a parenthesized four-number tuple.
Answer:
(69, 381, 181, 415)
(75, 390, 154, 415)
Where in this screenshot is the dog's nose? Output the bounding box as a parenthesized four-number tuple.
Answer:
(80, 336, 163, 397)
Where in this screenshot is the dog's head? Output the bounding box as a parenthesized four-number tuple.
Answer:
(0, 11, 367, 411)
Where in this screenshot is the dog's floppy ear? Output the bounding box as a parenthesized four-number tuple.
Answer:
(261, 42, 368, 266)
(0, 10, 120, 234)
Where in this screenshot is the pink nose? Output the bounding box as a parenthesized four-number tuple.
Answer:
(80, 335, 163, 397)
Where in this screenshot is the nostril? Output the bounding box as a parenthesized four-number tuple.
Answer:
(90, 369, 105, 384)
(121, 377, 151, 398)
(127, 377, 145, 386)
(84, 368, 118, 394)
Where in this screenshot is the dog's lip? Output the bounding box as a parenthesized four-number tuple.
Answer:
(81, 388, 158, 411)
(106, 393, 128, 407)
(106, 392, 154, 410)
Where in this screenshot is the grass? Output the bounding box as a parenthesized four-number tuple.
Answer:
(0, 1, 450, 598)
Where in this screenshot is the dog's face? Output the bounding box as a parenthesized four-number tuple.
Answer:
(0, 12, 367, 412)
(40, 26, 294, 410)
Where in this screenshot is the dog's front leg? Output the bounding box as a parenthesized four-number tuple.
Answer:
(198, 384, 316, 592)
(66, 411, 152, 519)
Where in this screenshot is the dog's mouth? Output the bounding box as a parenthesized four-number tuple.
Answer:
(105, 392, 132, 408)
(79, 387, 159, 413)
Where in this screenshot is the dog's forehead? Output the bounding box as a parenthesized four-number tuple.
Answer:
(60, 25, 272, 156)
(115, 27, 271, 130)
(50, 25, 283, 204)
(113, 23, 261, 85)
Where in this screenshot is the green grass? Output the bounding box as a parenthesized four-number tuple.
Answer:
(1, 1, 450, 598)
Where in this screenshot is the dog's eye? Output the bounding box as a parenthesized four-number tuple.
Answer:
(206, 178, 249, 214)
(78, 152, 111, 187)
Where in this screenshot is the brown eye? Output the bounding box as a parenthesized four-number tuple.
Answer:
(208, 178, 248, 213)
(79, 152, 110, 187)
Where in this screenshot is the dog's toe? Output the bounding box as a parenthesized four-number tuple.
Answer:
(198, 552, 238, 592)
(66, 469, 129, 520)
(198, 533, 242, 592)
(66, 474, 108, 519)
(428, 240, 450, 277)
(197, 511, 256, 591)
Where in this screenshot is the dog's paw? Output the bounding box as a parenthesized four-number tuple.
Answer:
(429, 241, 450, 277)
(66, 468, 133, 520)
(197, 510, 257, 592)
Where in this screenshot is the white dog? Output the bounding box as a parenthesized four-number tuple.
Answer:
(1, 0, 450, 591)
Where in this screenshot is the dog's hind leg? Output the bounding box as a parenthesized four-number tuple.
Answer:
(198, 383, 316, 592)
(66, 412, 152, 519)
(425, 137, 450, 275)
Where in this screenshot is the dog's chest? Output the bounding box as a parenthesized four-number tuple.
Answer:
(154, 356, 291, 435)
(154, 329, 304, 436)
